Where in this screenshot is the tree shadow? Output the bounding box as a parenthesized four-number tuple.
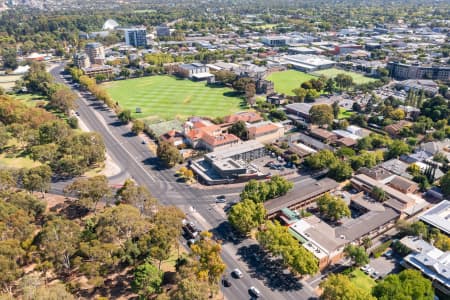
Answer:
(236, 244, 304, 292)
(59, 202, 90, 220)
(77, 272, 136, 299)
(141, 157, 166, 170)
(211, 221, 245, 245)
(223, 91, 241, 98)
(122, 132, 135, 138)
(109, 121, 125, 127)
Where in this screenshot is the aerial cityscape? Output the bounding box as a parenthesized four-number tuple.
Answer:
(0, 0, 449, 299)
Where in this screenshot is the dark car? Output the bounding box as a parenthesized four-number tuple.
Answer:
(222, 277, 232, 287)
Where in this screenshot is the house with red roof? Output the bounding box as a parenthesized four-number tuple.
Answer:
(183, 118, 239, 151)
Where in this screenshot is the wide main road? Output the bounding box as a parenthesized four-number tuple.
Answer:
(50, 64, 317, 300)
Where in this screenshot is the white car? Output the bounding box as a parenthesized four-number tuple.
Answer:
(232, 268, 243, 278)
(249, 286, 261, 298)
(216, 195, 227, 203)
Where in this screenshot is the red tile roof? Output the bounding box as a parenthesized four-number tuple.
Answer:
(223, 112, 263, 124)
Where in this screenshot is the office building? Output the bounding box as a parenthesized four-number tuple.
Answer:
(388, 61, 450, 81)
(85, 42, 105, 65)
(125, 27, 147, 47)
(73, 52, 91, 68)
(156, 24, 171, 37)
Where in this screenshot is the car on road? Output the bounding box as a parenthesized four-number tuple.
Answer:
(183, 221, 200, 239)
(222, 277, 232, 287)
(216, 195, 227, 203)
(141, 140, 147, 144)
(75, 111, 80, 116)
(249, 286, 261, 298)
(232, 268, 243, 278)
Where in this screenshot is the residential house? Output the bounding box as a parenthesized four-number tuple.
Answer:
(309, 128, 338, 144)
(384, 120, 412, 137)
(387, 176, 418, 194)
(183, 118, 239, 151)
(380, 159, 413, 180)
(159, 130, 185, 147)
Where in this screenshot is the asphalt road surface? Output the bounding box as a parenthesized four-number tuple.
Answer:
(50, 64, 318, 300)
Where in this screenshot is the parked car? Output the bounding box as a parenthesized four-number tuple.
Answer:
(384, 249, 393, 258)
(249, 286, 261, 298)
(232, 268, 243, 278)
(264, 161, 275, 167)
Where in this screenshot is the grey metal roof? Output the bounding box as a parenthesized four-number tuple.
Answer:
(264, 178, 339, 215)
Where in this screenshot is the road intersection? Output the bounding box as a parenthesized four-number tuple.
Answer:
(50, 64, 318, 300)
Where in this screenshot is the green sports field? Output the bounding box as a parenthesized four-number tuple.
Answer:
(102, 76, 246, 120)
(266, 70, 316, 96)
(312, 68, 377, 85)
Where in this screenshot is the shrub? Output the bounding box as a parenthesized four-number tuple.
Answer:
(371, 240, 392, 258)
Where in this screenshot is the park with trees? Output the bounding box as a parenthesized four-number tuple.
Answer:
(0, 171, 225, 299)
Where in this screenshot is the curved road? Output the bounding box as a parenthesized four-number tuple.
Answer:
(50, 64, 317, 300)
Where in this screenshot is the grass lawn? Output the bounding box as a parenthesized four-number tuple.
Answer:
(0, 153, 40, 169)
(0, 74, 22, 91)
(253, 23, 277, 29)
(102, 76, 246, 120)
(0, 138, 41, 169)
(266, 70, 316, 96)
(349, 269, 376, 291)
(13, 93, 48, 107)
(312, 68, 377, 85)
(338, 107, 355, 119)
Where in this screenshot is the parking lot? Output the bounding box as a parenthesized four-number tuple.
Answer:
(250, 155, 296, 176)
(362, 251, 403, 279)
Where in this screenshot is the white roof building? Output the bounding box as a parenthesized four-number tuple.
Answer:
(420, 200, 450, 235)
(401, 236, 450, 295)
(280, 54, 336, 72)
(102, 19, 119, 31)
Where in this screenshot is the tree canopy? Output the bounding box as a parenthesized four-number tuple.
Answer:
(320, 274, 376, 300)
(372, 269, 434, 300)
(310, 104, 334, 126)
(316, 193, 351, 221)
(228, 199, 266, 234)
